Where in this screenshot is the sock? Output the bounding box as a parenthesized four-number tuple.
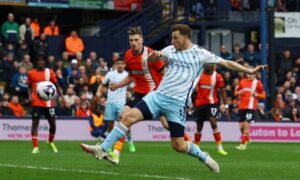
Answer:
(126, 132, 133, 143)
(32, 136, 38, 148)
(194, 133, 202, 145)
(213, 129, 224, 151)
(114, 137, 125, 152)
(48, 133, 55, 143)
(183, 133, 191, 141)
(241, 134, 248, 145)
(100, 123, 129, 152)
(186, 141, 208, 161)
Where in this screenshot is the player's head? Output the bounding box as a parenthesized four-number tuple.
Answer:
(204, 63, 215, 74)
(128, 26, 143, 54)
(115, 58, 126, 73)
(35, 54, 46, 70)
(94, 104, 105, 115)
(171, 24, 192, 51)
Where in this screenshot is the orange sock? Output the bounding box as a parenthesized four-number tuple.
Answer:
(32, 136, 38, 148)
(48, 133, 55, 143)
(241, 134, 248, 145)
(213, 130, 222, 145)
(194, 133, 202, 145)
(114, 136, 126, 152)
(183, 133, 191, 141)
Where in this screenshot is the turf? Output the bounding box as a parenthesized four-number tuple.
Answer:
(0, 141, 299, 180)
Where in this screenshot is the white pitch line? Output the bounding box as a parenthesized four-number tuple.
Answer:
(0, 163, 191, 180)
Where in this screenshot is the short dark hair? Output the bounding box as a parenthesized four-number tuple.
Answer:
(128, 26, 143, 36)
(35, 54, 46, 62)
(172, 24, 192, 39)
(116, 58, 125, 62)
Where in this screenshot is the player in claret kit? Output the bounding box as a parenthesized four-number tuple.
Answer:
(80, 24, 267, 173)
(27, 54, 65, 154)
(194, 64, 228, 155)
(235, 69, 266, 150)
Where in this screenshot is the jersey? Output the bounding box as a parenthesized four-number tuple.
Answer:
(102, 70, 128, 105)
(27, 68, 57, 108)
(195, 71, 224, 107)
(236, 78, 265, 110)
(158, 45, 222, 106)
(125, 46, 164, 95)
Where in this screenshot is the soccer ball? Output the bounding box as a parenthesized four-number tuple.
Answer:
(36, 81, 57, 101)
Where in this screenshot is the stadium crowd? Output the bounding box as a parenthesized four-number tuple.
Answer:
(0, 11, 299, 122)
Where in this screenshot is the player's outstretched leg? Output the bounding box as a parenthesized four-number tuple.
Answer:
(80, 123, 129, 164)
(213, 129, 228, 155)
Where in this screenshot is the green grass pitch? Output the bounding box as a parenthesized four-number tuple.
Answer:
(0, 141, 299, 180)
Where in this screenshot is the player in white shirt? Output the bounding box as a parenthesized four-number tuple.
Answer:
(81, 24, 267, 172)
(96, 58, 128, 134)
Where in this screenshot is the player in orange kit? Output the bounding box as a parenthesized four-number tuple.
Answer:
(235, 69, 266, 150)
(27, 54, 65, 154)
(194, 64, 228, 155)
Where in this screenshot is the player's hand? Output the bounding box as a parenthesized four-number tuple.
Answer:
(249, 65, 268, 74)
(148, 51, 164, 61)
(109, 83, 119, 91)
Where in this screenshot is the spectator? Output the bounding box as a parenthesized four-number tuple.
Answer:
(289, 107, 299, 122)
(88, 104, 107, 139)
(85, 58, 95, 78)
(90, 75, 102, 95)
(74, 77, 85, 95)
(33, 33, 48, 56)
(8, 95, 24, 116)
(89, 51, 98, 69)
(244, 43, 260, 66)
(10, 66, 28, 99)
(63, 87, 77, 107)
(55, 97, 74, 116)
(67, 59, 79, 76)
(1, 13, 19, 45)
(43, 19, 59, 36)
(4, 43, 15, 57)
(47, 55, 56, 69)
(31, 18, 40, 39)
(1, 53, 15, 83)
(54, 58, 68, 78)
(20, 54, 33, 72)
(75, 52, 83, 65)
(67, 69, 79, 85)
(0, 97, 14, 116)
(277, 50, 294, 84)
(256, 103, 267, 121)
(75, 100, 92, 117)
(89, 68, 104, 85)
(65, 30, 84, 56)
(232, 43, 244, 61)
(19, 17, 34, 46)
(220, 45, 232, 60)
(16, 42, 30, 62)
(98, 57, 108, 76)
(61, 51, 69, 68)
(110, 52, 120, 70)
(219, 104, 231, 121)
(78, 65, 89, 83)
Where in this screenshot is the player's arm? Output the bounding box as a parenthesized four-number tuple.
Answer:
(109, 75, 133, 91)
(54, 82, 66, 102)
(220, 87, 228, 107)
(219, 59, 267, 74)
(28, 86, 32, 101)
(255, 82, 266, 100)
(148, 50, 169, 62)
(96, 82, 108, 98)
